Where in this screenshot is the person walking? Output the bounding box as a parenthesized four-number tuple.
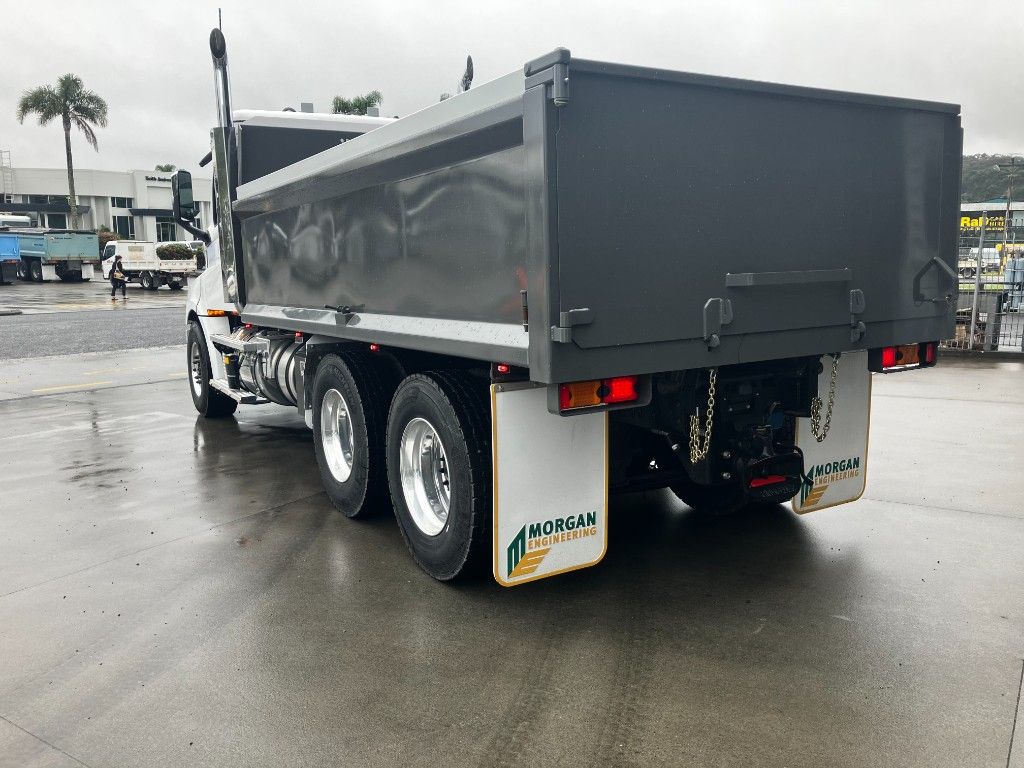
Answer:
(110, 255, 127, 300)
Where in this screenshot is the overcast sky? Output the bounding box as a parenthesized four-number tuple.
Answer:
(3, 0, 1020, 173)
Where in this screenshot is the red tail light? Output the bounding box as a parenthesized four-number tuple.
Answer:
(369, 343, 380, 352)
(559, 375, 640, 411)
(871, 342, 937, 372)
(603, 375, 639, 403)
(749, 475, 787, 489)
(558, 384, 576, 410)
(881, 346, 897, 368)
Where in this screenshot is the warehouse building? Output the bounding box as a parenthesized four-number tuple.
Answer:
(960, 199, 1024, 254)
(0, 165, 213, 242)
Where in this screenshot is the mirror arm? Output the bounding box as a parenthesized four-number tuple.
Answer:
(176, 217, 211, 246)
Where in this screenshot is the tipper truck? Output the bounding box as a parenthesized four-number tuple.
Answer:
(13, 229, 99, 282)
(179, 30, 960, 586)
(0, 233, 19, 284)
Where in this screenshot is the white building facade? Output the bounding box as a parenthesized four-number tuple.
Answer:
(1, 167, 213, 242)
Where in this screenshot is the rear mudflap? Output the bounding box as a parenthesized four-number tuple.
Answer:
(792, 350, 871, 513)
(491, 382, 608, 586)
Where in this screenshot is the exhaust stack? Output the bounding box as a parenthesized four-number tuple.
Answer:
(210, 28, 233, 130)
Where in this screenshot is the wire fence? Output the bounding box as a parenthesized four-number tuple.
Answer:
(940, 220, 1024, 352)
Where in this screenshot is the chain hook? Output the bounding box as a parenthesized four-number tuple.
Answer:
(689, 368, 717, 463)
(810, 354, 841, 443)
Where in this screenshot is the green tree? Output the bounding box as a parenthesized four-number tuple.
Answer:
(331, 90, 383, 115)
(95, 225, 123, 253)
(155, 163, 176, 172)
(961, 154, 1023, 203)
(16, 74, 109, 229)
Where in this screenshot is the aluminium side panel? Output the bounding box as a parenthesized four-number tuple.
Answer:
(233, 74, 532, 365)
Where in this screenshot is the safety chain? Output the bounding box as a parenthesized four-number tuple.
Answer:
(810, 354, 840, 443)
(689, 369, 717, 463)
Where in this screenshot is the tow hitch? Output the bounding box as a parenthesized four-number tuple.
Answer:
(738, 452, 805, 504)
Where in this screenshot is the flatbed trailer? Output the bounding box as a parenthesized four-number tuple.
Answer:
(178, 31, 959, 586)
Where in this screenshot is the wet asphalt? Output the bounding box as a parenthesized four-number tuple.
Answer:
(0, 294, 1022, 767)
(0, 280, 185, 360)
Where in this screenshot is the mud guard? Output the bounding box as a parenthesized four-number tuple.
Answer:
(792, 350, 872, 514)
(491, 383, 608, 586)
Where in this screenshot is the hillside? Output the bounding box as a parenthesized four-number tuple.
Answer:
(961, 154, 1021, 203)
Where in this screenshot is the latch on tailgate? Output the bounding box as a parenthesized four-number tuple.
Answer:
(702, 298, 733, 349)
(849, 289, 866, 343)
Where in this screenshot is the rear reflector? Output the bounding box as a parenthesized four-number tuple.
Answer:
(559, 380, 602, 410)
(749, 474, 787, 489)
(559, 376, 639, 411)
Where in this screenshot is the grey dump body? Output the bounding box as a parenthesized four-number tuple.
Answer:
(232, 50, 961, 384)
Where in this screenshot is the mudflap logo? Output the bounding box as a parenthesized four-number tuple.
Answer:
(506, 511, 599, 579)
(799, 455, 862, 508)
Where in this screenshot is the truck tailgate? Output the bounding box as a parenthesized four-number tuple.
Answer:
(551, 62, 960, 362)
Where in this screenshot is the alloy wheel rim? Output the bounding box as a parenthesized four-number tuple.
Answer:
(399, 417, 451, 536)
(321, 388, 355, 483)
(189, 342, 203, 397)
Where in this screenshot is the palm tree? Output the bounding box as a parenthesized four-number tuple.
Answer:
(16, 74, 108, 229)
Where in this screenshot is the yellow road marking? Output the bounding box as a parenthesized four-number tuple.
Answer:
(83, 365, 148, 375)
(32, 380, 115, 393)
(164, 372, 187, 378)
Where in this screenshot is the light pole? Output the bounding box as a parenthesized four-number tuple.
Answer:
(995, 157, 1020, 256)
(969, 216, 986, 347)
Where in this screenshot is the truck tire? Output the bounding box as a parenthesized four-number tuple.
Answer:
(187, 321, 237, 418)
(140, 273, 155, 290)
(17, 262, 27, 280)
(311, 352, 395, 519)
(29, 259, 43, 282)
(168, 280, 183, 291)
(386, 372, 491, 581)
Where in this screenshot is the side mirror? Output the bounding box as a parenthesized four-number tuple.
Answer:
(172, 170, 198, 221)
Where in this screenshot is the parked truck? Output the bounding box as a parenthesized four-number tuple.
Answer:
(0, 214, 32, 228)
(13, 229, 99, 281)
(178, 31, 959, 586)
(0, 232, 19, 284)
(101, 240, 195, 290)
